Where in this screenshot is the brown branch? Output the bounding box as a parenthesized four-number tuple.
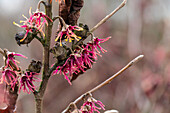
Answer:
(75, 0, 127, 46)
(39, 0, 52, 97)
(90, 0, 127, 32)
(53, 16, 67, 29)
(37, 0, 46, 11)
(88, 55, 143, 93)
(34, 0, 52, 113)
(62, 55, 144, 112)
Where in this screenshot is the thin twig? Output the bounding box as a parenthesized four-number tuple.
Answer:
(74, 55, 144, 104)
(90, 0, 127, 32)
(88, 55, 144, 94)
(53, 16, 67, 29)
(37, 0, 46, 11)
(75, 0, 127, 46)
(62, 55, 144, 112)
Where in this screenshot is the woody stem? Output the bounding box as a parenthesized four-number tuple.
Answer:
(34, 0, 52, 113)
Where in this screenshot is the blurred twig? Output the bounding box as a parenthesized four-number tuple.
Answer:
(37, 0, 46, 11)
(76, 0, 127, 45)
(62, 55, 144, 113)
(88, 55, 144, 93)
(90, 0, 127, 32)
(53, 16, 67, 29)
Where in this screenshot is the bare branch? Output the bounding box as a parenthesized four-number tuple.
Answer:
(37, 0, 46, 11)
(34, 1, 52, 113)
(62, 55, 144, 112)
(53, 16, 67, 29)
(88, 55, 143, 93)
(90, 0, 127, 32)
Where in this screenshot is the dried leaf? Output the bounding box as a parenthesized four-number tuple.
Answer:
(67, 0, 84, 25)
(59, 0, 72, 25)
(58, 0, 84, 30)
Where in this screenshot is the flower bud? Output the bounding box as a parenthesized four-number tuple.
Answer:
(77, 23, 89, 39)
(27, 60, 42, 73)
(50, 42, 68, 61)
(15, 31, 35, 46)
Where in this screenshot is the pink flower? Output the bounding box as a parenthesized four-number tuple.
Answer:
(0, 69, 17, 86)
(53, 65, 73, 85)
(5, 52, 27, 70)
(30, 9, 53, 34)
(55, 25, 83, 46)
(52, 37, 110, 84)
(80, 97, 105, 113)
(53, 53, 85, 85)
(13, 16, 35, 42)
(94, 37, 111, 53)
(69, 53, 86, 72)
(88, 37, 111, 54)
(14, 8, 52, 42)
(81, 45, 95, 68)
(19, 72, 41, 94)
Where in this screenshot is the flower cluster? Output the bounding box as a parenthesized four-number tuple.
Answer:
(80, 97, 105, 113)
(14, 8, 52, 43)
(0, 50, 41, 94)
(53, 37, 111, 84)
(55, 25, 83, 46)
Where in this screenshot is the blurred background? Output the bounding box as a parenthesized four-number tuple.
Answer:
(0, 0, 170, 113)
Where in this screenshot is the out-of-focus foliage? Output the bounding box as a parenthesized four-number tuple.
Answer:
(0, 0, 170, 113)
